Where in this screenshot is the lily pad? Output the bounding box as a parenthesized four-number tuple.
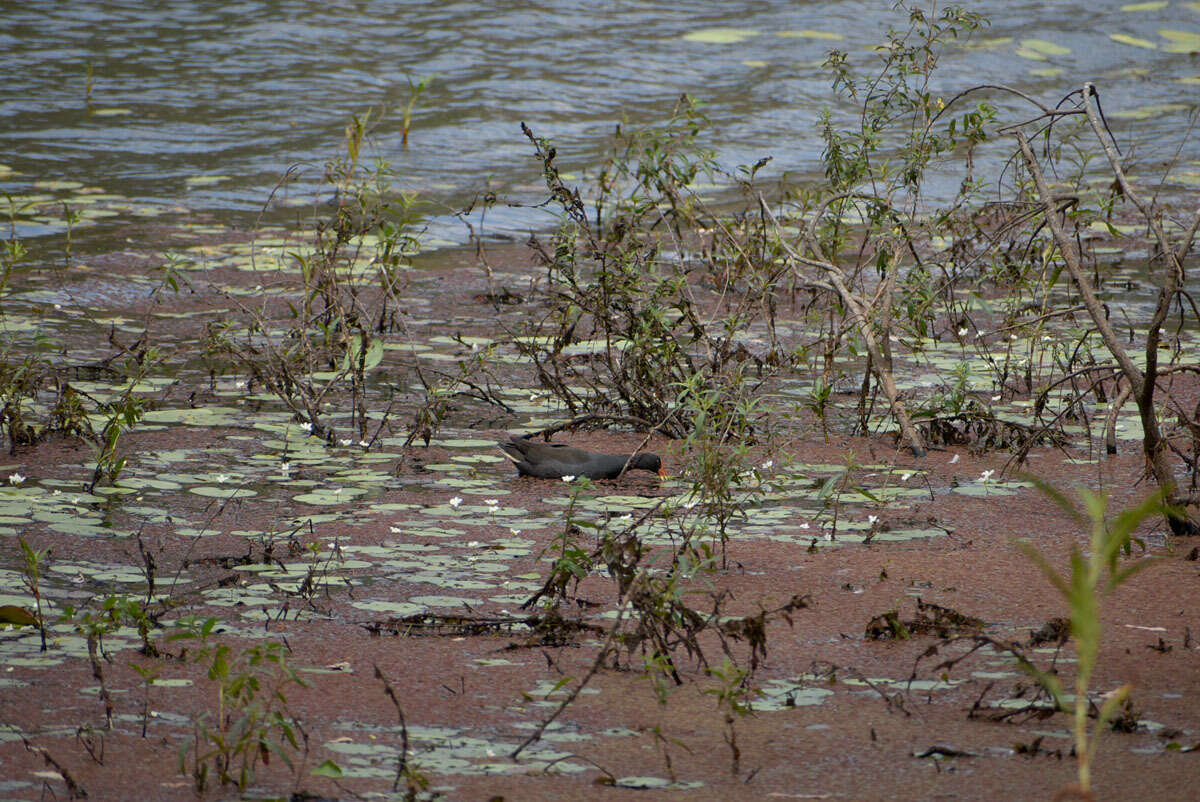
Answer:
(682, 28, 759, 44)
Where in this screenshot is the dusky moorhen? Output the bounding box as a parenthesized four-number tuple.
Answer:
(497, 434, 665, 479)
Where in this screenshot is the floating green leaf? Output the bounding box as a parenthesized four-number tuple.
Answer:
(682, 28, 759, 44)
(1109, 32, 1158, 49)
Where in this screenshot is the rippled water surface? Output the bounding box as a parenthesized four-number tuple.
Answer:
(1, 1, 1197, 241)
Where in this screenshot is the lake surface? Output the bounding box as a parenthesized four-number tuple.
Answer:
(1, 0, 1196, 246)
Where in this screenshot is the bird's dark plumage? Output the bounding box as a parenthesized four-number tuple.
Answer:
(497, 434, 665, 480)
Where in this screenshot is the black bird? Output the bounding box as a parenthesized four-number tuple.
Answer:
(497, 434, 666, 480)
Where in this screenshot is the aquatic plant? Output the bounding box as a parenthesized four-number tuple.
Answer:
(17, 536, 49, 652)
(170, 616, 308, 792)
(1017, 481, 1164, 797)
(400, 74, 435, 147)
(217, 107, 423, 443)
(516, 97, 764, 440)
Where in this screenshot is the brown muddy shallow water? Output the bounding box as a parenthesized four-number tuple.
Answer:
(0, 227, 1198, 801)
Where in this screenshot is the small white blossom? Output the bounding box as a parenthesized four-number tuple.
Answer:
(900, 472, 913, 482)
(339, 438, 354, 446)
(358, 440, 370, 448)
(868, 515, 879, 525)
(979, 469, 994, 482)
(299, 421, 313, 433)
(949, 453, 960, 464)
(509, 528, 522, 536)
(280, 461, 291, 475)
(991, 395, 1001, 402)
(8, 472, 25, 485)
(761, 460, 774, 470)
(449, 496, 463, 507)
(467, 541, 481, 548)
(957, 327, 969, 337)
(561, 475, 575, 482)
(799, 522, 810, 530)
(214, 473, 229, 484)
(484, 498, 499, 508)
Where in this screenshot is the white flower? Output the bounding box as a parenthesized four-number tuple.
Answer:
(214, 473, 229, 484)
(761, 460, 774, 470)
(949, 453, 960, 464)
(467, 541, 481, 548)
(339, 438, 353, 446)
(52, 489, 61, 496)
(358, 440, 370, 448)
(979, 469, 994, 482)
(484, 498, 499, 508)
(8, 472, 25, 485)
(561, 475, 576, 482)
(509, 528, 522, 536)
(799, 522, 810, 529)
(900, 472, 913, 482)
(991, 395, 1001, 402)
(868, 515, 879, 525)
(280, 461, 291, 475)
(389, 526, 403, 533)
(235, 380, 247, 389)
(449, 496, 463, 507)
(957, 327, 969, 337)
(299, 421, 313, 433)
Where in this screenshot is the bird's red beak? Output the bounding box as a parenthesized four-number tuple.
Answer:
(658, 466, 669, 479)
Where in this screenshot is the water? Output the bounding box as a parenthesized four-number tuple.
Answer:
(1, 0, 1196, 245)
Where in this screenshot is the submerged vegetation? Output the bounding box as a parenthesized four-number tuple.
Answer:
(1, 2, 1197, 799)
